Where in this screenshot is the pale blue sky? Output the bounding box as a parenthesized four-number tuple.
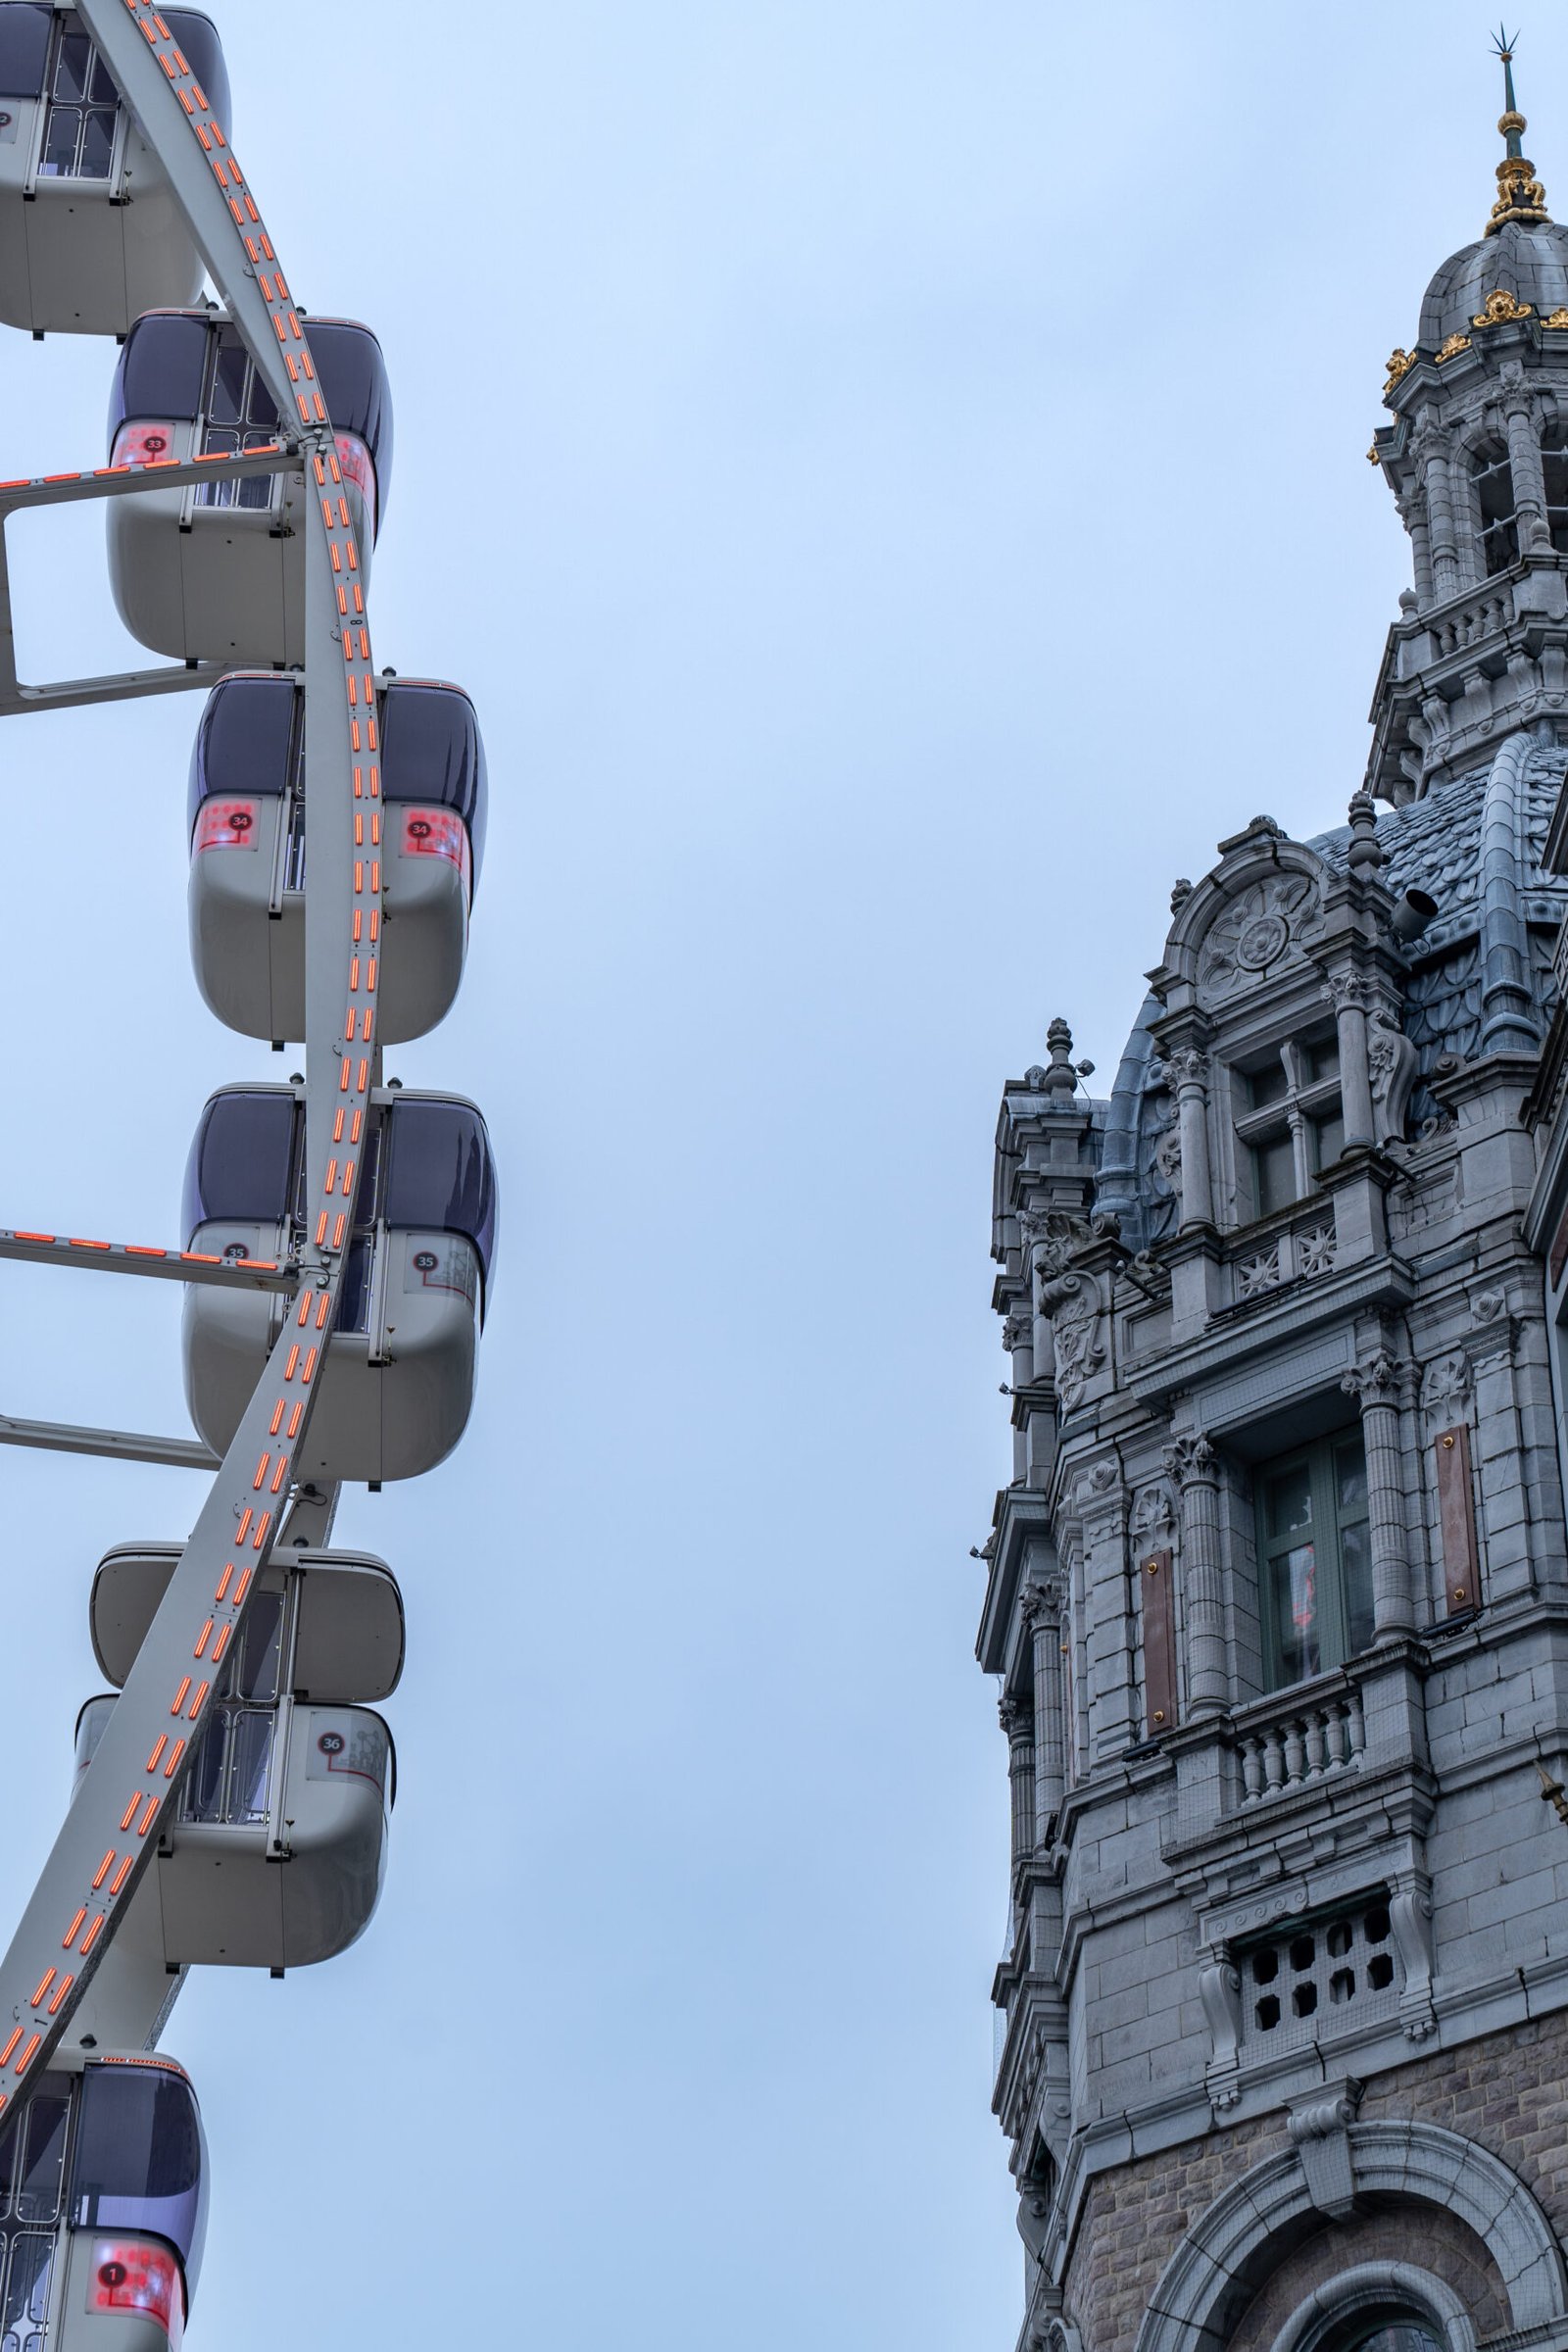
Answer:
(0, 5, 1549, 2344)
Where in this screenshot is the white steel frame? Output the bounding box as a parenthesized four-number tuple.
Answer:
(0, 0, 444, 2246)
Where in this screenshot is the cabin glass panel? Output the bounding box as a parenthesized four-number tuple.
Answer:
(181, 1587, 285, 1827)
(72, 2064, 205, 2274)
(197, 330, 280, 510)
(38, 21, 116, 178)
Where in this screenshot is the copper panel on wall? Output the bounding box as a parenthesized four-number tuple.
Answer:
(1141, 1546, 1178, 1738)
(1435, 1423, 1480, 1612)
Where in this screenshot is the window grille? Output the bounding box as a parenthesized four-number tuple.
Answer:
(1241, 1896, 1397, 2043)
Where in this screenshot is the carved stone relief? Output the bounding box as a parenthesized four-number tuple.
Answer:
(1197, 872, 1321, 999)
(1420, 1350, 1472, 1421)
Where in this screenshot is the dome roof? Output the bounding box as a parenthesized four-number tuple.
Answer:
(1418, 217, 1568, 347)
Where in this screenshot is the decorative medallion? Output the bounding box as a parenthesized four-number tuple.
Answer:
(1197, 872, 1320, 998)
(1235, 911, 1290, 969)
(1545, 308, 1568, 329)
(1471, 286, 1535, 326)
(1436, 331, 1472, 362)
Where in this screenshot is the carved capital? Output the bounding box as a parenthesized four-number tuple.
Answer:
(1324, 968, 1379, 1013)
(1342, 1349, 1407, 1404)
(1164, 1047, 1209, 1090)
(1000, 1695, 1033, 1744)
(1020, 1586, 1054, 1635)
(1162, 1433, 1216, 1487)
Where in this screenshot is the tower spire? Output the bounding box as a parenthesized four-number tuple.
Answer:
(1487, 26, 1550, 233)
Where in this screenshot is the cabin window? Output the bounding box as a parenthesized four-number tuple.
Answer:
(73, 2063, 206, 2272)
(1471, 439, 1519, 575)
(37, 22, 117, 179)
(1233, 1038, 1343, 1223)
(0, 7, 51, 104)
(1256, 1430, 1371, 1690)
(195, 333, 280, 511)
(182, 1588, 285, 1827)
(0, 2226, 53, 2347)
(384, 1102, 498, 1282)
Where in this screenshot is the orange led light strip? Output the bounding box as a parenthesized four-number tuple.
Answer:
(0, 0, 390, 2103)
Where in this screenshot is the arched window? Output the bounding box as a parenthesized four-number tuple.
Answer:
(1544, 420, 1568, 552)
(1336, 2325, 1444, 2352)
(1471, 439, 1518, 574)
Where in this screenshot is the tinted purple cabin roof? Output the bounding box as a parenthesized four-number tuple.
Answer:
(110, 311, 394, 517)
(72, 2060, 209, 2292)
(188, 672, 487, 884)
(0, 5, 229, 125)
(184, 1087, 499, 1298)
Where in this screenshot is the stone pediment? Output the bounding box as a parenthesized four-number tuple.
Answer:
(1152, 820, 1328, 1012)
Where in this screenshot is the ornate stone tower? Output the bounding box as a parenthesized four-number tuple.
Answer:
(981, 43, 1568, 2352)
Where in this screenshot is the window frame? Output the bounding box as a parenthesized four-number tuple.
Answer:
(1254, 1427, 1372, 1690)
(1230, 1034, 1344, 1226)
(1469, 436, 1520, 576)
(193, 331, 282, 514)
(34, 18, 121, 184)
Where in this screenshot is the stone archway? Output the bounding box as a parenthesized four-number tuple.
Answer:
(1133, 2121, 1568, 2352)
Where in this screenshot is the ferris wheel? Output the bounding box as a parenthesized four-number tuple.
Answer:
(0, 5, 493, 2341)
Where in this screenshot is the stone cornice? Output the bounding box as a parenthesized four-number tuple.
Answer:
(1126, 1255, 1416, 1411)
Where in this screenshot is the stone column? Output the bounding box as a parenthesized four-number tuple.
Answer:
(1023, 1585, 1063, 1838)
(1164, 1434, 1227, 1716)
(1326, 969, 1377, 1151)
(1342, 1348, 1414, 1636)
(1167, 1049, 1213, 1231)
(1079, 1472, 1138, 1762)
(1396, 487, 1434, 607)
(1503, 373, 1548, 552)
(1418, 426, 1463, 601)
(1001, 1696, 1036, 1873)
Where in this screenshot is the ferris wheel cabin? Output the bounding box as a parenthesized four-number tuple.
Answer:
(0, 5, 226, 337)
(187, 671, 487, 1044)
(74, 1544, 401, 1975)
(180, 1085, 497, 1484)
(0, 2052, 207, 2350)
(105, 307, 392, 664)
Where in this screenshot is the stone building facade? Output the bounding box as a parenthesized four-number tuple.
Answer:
(980, 58, 1568, 2352)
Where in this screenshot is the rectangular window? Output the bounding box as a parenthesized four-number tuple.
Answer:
(1251, 1130, 1297, 1217)
(1310, 1106, 1346, 1171)
(1256, 1430, 1372, 1690)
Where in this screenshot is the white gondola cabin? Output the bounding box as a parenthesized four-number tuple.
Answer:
(0, 2053, 207, 2350)
(187, 671, 487, 1044)
(74, 1544, 401, 1975)
(180, 1085, 497, 1484)
(0, 4, 226, 337)
(106, 306, 392, 665)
